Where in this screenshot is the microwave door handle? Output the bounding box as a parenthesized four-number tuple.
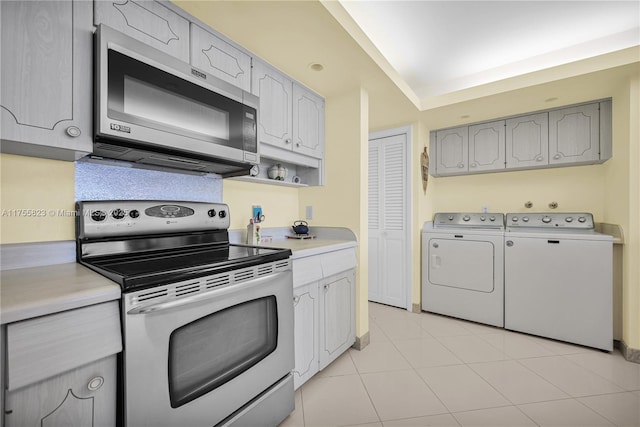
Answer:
(127, 271, 287, 315)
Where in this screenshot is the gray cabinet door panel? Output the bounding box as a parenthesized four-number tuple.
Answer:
(435, 127, 468, 175)
(469, 120, 505, 172)
(549, 103, 600, 165)
(1, 0, 93, 160)
(506, 113, 549, 169)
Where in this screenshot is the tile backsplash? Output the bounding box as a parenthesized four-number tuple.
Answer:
(75, 161, 222, 202)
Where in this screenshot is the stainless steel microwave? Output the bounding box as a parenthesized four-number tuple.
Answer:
(94, 24, 258, 176)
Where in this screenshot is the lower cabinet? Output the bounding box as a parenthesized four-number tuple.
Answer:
(292, 248, 357, 389)
(4, 356, 117, 427)
(2, 302, 122, 427)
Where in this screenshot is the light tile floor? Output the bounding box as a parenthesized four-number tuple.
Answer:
(280, 302, 640, 427)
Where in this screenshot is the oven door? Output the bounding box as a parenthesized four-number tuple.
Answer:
(122, 267, 293, 427)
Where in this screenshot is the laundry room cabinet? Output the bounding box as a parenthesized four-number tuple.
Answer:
(291, 247, 356, 389)
(429, 99, 612, 176)
(0, 0, 93, 161)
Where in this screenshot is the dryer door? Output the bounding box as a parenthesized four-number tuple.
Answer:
(428, 238, 495, 292)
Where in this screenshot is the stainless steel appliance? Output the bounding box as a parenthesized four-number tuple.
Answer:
(76, 200, 294, 426)
(422, 213, 505, 327)
(504, 212, 613, 350)
(94, 24, 259, 176)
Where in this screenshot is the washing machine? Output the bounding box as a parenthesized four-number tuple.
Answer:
(421, 213, 505, 327)
(504, 213, 613, 351)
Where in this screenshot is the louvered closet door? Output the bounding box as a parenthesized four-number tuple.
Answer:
(368, 133, 408, 308)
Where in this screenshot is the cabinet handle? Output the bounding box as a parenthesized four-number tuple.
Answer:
(457, 163, 464, 168)
(87, 376, 104, 391)
(553, 154, 561, 159)
(285, 138, 292, 144)
(293, 295, 300, 304)
(66, 126, 81, 138)
(470, 162, 477, 168)
(323, 284, 329, 291)
(536, 156, 544, 162)
(296, 142, 300, 147)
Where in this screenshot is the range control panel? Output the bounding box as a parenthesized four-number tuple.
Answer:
(76, 200, 230, 239)
(433, 213, 505, 229)
(506, 213, 594, 229)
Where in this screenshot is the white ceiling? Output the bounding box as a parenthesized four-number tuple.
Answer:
(337, 1, 640, 106)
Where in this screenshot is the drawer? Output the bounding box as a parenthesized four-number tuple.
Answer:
(293, 256, 323, 286)
(321, 248, 357, 277)
(7, 301, 122, 390)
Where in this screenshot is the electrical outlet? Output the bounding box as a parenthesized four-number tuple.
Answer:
(305, 205, 313, 220)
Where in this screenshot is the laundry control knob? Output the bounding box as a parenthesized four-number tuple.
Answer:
(448, 215, 454, 221)
(578, 216, 586, 223)
(207, 209, 216, 217)
(542, 216, 552, 223)
(512, 217, 519, 222)
(462, 215, 470, 221)
(522, 217, 529, 222)
(480, 216, 486, 221)
(489, 216, 496, 221)
(565, 217, 574, 223)
(112, 209, 126, 220)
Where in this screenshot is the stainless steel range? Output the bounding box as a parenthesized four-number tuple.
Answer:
(76, 200, 294, 427)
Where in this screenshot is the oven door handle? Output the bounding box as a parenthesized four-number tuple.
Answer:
(127, 271, 288, 315)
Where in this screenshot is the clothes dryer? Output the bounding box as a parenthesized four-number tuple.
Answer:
(421, 213, 505, 327)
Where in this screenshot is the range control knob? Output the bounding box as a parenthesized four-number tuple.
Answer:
(578, 216, 587, 223)
(207, 209, 216, 218)
(565, 217, 574, 223)
(462, 215, 471, 222)
(522, 217, 529, 222)
(129, 210, 140, 219)
(91, 210, 107, 222)
(542, 216, 552, 223)
(112, 209, 126, 220)
(218, 210, 227, 219)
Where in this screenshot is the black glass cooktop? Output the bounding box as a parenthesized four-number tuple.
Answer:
(83, 244, 291, 292)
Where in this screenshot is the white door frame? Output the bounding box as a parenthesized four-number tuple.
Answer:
(369, 125, 413, 311)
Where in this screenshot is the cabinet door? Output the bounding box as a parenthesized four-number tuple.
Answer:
(0, 0, 93, 161)
(319, 269, 356, 370)
(549, 103, 600, 165)
(506, 113, 549, 169)
(468, 120, 505, 172)
(94, 0, 189, 62)
(190, 24, 251, 91)
(293, 83, 325, 159)
(293, 282, 319, 389)
(252, 60, 293, 150)
(4, 356, 117, 427)
(435, 127, 468, 175)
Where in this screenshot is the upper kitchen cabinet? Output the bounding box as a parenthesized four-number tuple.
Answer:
(434, 126, 469, 175)
(468, 120, 505, 172)
(430, 99, 612, 177)
(506, 113, 549, 169)
(252, 59, 325, 160)
(549, 102, 600, 166)
(190, 24, 251, 92)
(252, 60, 294, 150)
(293, 83, 325, 159)
(0, 0, 93, 161)
(94, 0, 189, 62)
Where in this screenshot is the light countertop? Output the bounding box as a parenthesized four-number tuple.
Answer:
(1, 262, 121, 325)
(260, 238, 357, 259)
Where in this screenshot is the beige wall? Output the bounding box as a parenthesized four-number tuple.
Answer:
(0, 153, 75, 243)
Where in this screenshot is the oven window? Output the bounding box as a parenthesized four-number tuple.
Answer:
(168, 296, 278, 408)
